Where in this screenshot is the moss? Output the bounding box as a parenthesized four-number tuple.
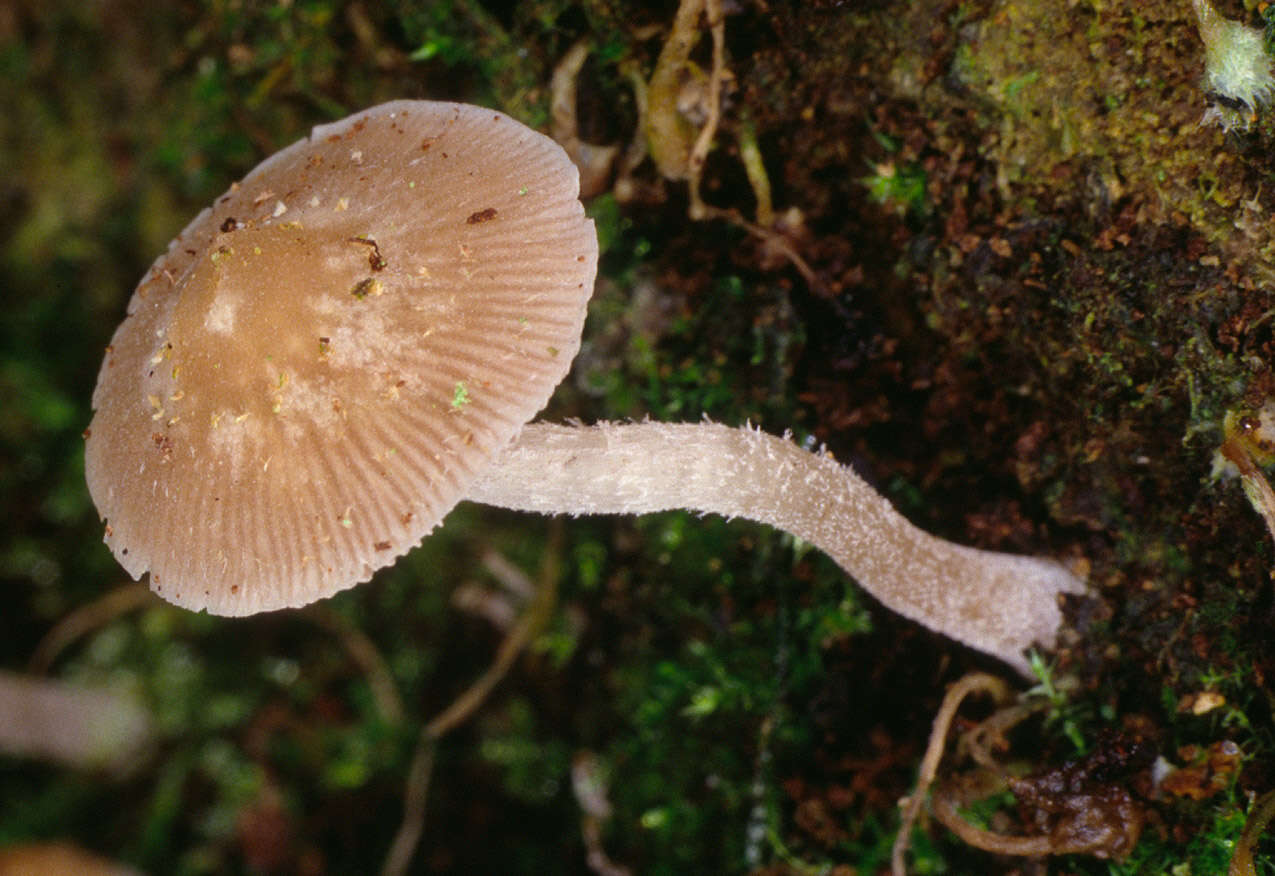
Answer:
(950, 0, 1275, 277)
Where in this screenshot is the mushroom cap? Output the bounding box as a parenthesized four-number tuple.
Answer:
(85, 101, 598, 615)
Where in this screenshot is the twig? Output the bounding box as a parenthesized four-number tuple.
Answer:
(692, 201, 821, 291)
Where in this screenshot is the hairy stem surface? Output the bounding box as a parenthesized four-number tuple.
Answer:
(469, 422, 1084, 675)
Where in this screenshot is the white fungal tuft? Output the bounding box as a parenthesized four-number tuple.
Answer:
(1193, 0, 1275, 129)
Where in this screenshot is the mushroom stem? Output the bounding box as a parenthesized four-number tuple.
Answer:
(468, 421, 1084, 676)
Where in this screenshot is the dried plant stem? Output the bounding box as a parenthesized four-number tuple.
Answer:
(381, 528, 561, 876)
(1230, 788, 1275, 876)
(379, 741, 436, 876)
(424, 534, 559, 738)
(646, 0, 706, 180)
(633, 0, 818, 286)
(472, 422, 1083, 675)
(304, 604, 405, 725)
(686, 0, 726, 218)
(550, 39, 619, 198)
(1220, 434, 1275, 547)
(892, 673, 1012, 876)
(931, 791, 1054, 857)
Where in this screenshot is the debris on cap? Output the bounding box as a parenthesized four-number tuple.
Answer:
(85, 101, 598, 614)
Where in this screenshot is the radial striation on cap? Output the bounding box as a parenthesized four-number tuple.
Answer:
(85, 101, 598, 615)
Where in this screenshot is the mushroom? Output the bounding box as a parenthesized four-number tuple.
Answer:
(86, 100, 1083, 675)
(86, 101, 596, 616)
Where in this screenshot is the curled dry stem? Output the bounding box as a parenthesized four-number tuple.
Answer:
(932, 775, 1145, 860)
(551, 39, 620, 199)
(1219, 425, 1275, 549)
(926, 703, 1147, 861)
(931, 790, 1055, 857)
(959, 700, 1044, 773)
(611, 0, 817, 285)
(892, 672, 1013, 876)
(685, 0, 726, 219)
(28, 582, 154, 675)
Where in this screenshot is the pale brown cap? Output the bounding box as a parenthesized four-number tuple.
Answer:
(85, 101, 598, 614)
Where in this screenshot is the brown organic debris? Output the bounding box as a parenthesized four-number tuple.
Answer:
(934, 731, 1152, 862)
